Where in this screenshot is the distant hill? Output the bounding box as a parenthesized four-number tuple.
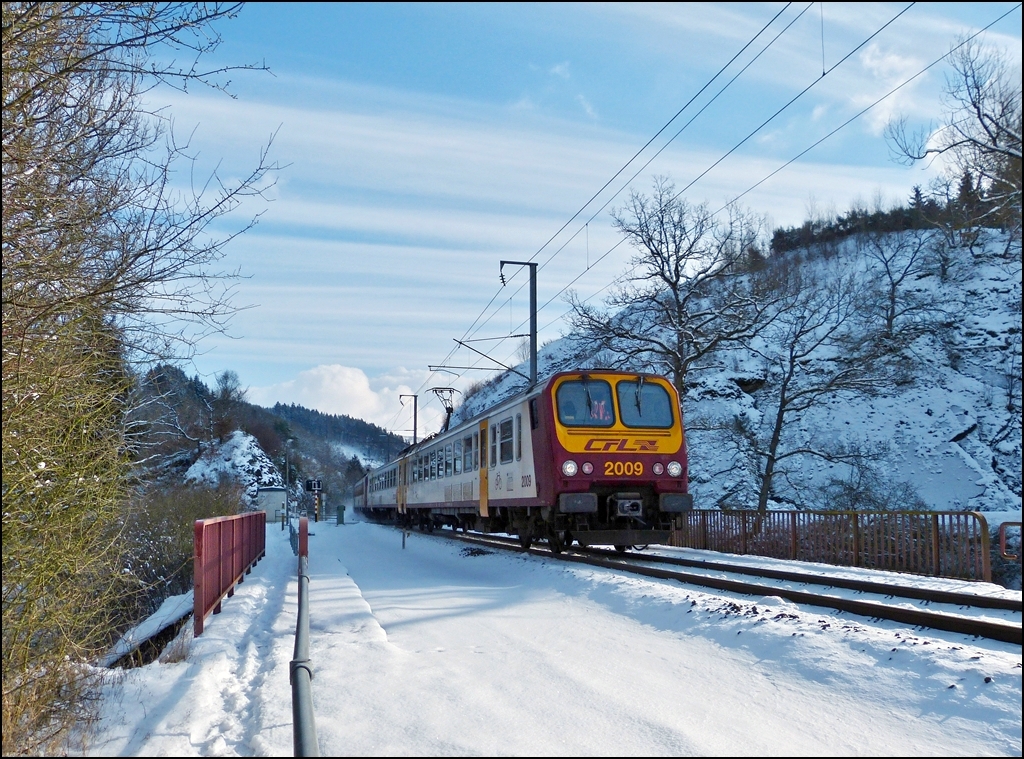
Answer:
(130, 367, 405, 509)
(269, 402, 404, 465)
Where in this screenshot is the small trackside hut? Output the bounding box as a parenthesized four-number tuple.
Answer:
(355, 370, 693, 552)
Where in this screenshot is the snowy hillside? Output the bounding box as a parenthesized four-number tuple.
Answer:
(184, 430, 284, 507)
(451, 229, 1022, 521)
(685, 230, 1021, 518)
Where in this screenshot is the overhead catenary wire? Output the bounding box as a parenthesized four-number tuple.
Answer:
(454, 0, 909, 377)
(460, 3, 814, 353)
(385, 4, 801, 432)
(397, 1, 917, 431)
(419, 3, 820, 400)
(396, 2, 1019, 433)
(425, 4, 794, 377)
(444, 2, 917, 386)
(485, 2, 1021, 374)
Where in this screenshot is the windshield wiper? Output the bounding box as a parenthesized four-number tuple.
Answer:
(581, 373, 593, 415)
(635, 375, 644, 416)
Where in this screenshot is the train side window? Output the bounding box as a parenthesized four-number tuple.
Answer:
(499, 418, 514, 464)
(430, 450, 436, 480)
(445, 444, 453, 477)
(490, 425, 497, 468)
(516, 414, 522, 461)
(473, 432, 479, 470)
(529, 398, 538, 429)
(454, 440, 462, 475)
(463, 436, 472, 472)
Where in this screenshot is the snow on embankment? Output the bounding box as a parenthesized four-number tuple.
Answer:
(449, 229, 1022, 521)
(184, 430, 283, 507)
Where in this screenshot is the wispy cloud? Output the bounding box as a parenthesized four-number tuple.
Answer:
(550, 61, 571, 79)
(577, 94, 598, 119)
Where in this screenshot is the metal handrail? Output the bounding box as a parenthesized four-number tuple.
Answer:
(290, 517, 319, 757)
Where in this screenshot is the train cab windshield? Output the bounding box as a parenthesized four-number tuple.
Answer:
(616, 379, 674, 428)
(556, 379, 615, 427)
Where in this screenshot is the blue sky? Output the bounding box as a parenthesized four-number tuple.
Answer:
(166, 2, 1022, 438)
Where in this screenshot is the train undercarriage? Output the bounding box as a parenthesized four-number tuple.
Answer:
(362, 486, 684, 553)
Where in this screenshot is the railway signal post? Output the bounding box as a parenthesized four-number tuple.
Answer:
(305, 478, 322, 522)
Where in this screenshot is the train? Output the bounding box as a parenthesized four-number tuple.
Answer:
(353, 369, 693, 552)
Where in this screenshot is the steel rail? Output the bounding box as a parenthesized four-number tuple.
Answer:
(425, 528, 1022, 645)
(444, 530, 1020, 612)
(579, 546, 1023, 612)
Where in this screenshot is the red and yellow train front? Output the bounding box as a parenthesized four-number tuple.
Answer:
(546, 371, 692, 524)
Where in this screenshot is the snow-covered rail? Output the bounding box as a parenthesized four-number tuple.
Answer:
(415, 527, 1022, 644)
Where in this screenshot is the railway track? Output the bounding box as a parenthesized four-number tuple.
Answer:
(405, 526, 1023, 645)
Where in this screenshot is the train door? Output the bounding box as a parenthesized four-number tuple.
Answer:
(397, 459, 407, 514)
(478, 420, 489, 518)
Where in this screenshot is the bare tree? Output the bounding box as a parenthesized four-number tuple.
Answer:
(887, 37, 1022, 238)
(566, 177, 773, 398)
(744, 263, 884, 514)
(857, 229, 937, 344)
(212, 369, 247, 440)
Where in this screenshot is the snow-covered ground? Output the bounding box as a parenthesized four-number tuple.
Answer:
(84, 520, 1022, 756)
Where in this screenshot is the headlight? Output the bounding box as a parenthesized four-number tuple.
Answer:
(581, 462, 594, 474)
(652, 462, 664, 475)
(667, 461, 683, 477)
(562, 460, 578, 476)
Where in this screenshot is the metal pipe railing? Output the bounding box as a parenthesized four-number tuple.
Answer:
(290, 517, 319, 757)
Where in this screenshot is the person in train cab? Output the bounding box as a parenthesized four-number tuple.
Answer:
(590, 399, 610, 421)
(561, 399, 579, 423)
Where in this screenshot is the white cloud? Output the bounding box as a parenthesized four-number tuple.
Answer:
(248, 364, 446, 439)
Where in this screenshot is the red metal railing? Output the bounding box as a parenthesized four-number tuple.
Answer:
(669, 510, 992, 582)
(193, 511, 267, 636)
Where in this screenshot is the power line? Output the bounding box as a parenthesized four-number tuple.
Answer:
(477, 2, 918, 370)
(487, 2, 1022, 373)
(391, 4, 802, 425)
(404, 1, 1018, 428)
(447, 3, 813, 370)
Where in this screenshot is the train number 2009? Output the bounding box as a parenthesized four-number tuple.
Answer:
(604, 461, 644, 476)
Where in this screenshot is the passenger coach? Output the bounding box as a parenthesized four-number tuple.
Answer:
(356, 370, 693, 551)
